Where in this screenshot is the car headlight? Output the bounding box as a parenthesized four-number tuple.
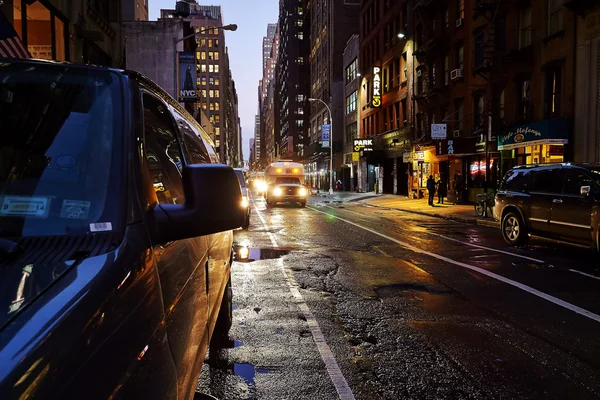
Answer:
(273, 187, 282, 196)
(241, 195, 249, 208)
(258, 181, 267, 191)
(299, 187, 307, 196)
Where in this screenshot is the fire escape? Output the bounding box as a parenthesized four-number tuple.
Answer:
(413, 0, 449, 142)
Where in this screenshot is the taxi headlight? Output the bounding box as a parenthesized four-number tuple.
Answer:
(299, 187, 307, 196)
(273, 187, 283, 196)
(241, 195, 249, 208)
(258, 181, 268, 191)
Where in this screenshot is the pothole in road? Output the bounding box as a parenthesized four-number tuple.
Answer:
(375, 283, 450, 298)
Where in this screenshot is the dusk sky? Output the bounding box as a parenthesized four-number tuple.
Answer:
(149, 1, 279, 162)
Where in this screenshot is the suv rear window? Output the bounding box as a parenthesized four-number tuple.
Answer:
(501, 169, 531, 192)
(530, 168, 562, 193)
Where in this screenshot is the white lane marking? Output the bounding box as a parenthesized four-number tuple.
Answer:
(253, 201, 356, 400)
(323, 205, 600, 282)
(308, 206, 600, 324)
(569, 269, 600, 281)
(322, 204, 545, 264)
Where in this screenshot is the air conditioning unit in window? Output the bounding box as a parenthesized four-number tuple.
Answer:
(453, 130, 460, 138)
(450, 68, 463, 80)
(456, 18, 463, 28)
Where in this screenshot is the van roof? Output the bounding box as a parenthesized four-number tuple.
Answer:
(512, 162, 600, 170)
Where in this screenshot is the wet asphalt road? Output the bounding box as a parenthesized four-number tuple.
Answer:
(197, 191, 600, 400)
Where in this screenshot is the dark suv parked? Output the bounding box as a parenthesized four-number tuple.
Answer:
(0, 60, 244, 399)
(494, 163, 600, 250)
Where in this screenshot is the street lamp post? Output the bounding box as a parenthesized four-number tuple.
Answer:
(308, 98, 334, 195)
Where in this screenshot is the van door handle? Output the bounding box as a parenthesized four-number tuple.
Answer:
(553, 199, 563, 204)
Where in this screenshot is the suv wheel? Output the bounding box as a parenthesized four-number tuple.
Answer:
(502, 212, 529, 246)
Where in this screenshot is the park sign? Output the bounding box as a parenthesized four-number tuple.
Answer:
(372, 66, 381, 107)
(353, 139, 373, 152)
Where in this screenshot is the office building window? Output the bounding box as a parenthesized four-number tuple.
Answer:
(208, 39, 213, 47)
(201, 89, 207, 98)
(345, 58, 358, 84)
(215, 78, 220, 86)
(208, 51, 213, 60)
(215, 39, 219, 47)
(201, 51, 206, 60)
(209, 65, 214, 73)
(201, 76, 207, 85)
(346, 123, 358, 144)
(518, 79, 532, 121)
(214, 51, 219, 60)
(209, 90, 214, 98)
(201, 101, 207, 110)
(215, 90, 220, 98)
(519, 7, 532, 48)
(214, 65, 219, 73)
(457, 45, 464, 70)
(548, 0, 565, 35)
(545, 67, 562, 118)
(209, 77, 214, 85)
(215, 127, 220, 135)
(215, 102, 220, 111)
(298, 31, 304, 40)
(201, 65, 206, 72)
(346, 91, 358, 114)
(215, 114, 220, 123)
(209, 102, 215, 111)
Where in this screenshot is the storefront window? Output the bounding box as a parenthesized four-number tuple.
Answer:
(13, 1, 67, 61)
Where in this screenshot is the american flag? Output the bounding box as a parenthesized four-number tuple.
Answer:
(0, 10, 30, 59)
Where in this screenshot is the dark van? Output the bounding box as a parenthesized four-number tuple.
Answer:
(0, 60, 244, 399)
(494, 163, 600, 250)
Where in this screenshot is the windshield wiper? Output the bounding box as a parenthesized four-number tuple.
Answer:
(0, 238, 24, 256)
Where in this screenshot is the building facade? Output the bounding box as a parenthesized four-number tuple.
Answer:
(306, 0, 360, 190)
(273, 0, 311, 164)
(3, 0, 125, 67)
(162, 3, 241, 166)
(360, 0, 415, 195)
(342, 34, 360, 192)
(571, 1, 600, 163)
(122, 0, 149, 21)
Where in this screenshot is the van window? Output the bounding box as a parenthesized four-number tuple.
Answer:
(276, 177, 301, 185)
(563, 168, 597, 196)
(501, 169, 531, 192)
(172, 112, 211, 164)
(530, 168, 562, 194)
(142, 94, 185, 205)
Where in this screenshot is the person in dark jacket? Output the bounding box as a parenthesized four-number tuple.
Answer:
(426, 175, 436, 206)
(437, 177, 447, 204)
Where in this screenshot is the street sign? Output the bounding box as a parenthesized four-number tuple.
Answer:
(321, 124, 331, 148)
(414, 151, 425, 161)
(352, 152, 359, 162)
(372, 66, 381, 107)
(178, 52, 196, 102)
(431, 123, 447, 140)
(353, 139, 373, 152)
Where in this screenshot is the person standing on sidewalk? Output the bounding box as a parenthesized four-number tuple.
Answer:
(437, 176, 447, 204)
(453, 172, 464, 205)
(426, 175, 436, 206)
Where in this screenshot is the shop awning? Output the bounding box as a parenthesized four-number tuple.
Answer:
(497, 119, 571, 150)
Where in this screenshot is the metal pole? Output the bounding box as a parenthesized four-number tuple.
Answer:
(329, 106, 333, 195)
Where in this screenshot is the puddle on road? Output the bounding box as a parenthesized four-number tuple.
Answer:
(232, 363, 278, 386)
(233, 244, 291, 263)
(234, 340, 244, 348)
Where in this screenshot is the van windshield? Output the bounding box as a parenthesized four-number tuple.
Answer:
(276, 177, 301, 185)
(0, 63, 123, 238)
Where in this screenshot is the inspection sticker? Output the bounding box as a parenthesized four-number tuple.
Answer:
(60, 200, 91, 219)
(90, 222, 113, 232)
(0, 196, 50, 218)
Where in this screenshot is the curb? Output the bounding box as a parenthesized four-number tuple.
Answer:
(360, 201, 500, 228)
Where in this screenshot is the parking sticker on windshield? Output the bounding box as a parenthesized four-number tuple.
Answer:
(90, 222, 112, 232)
(0, 196, 50, 218)
(60, 200, 91, 219)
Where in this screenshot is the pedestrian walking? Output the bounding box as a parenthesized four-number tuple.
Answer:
(453, 172, 463, 205)
(426, 175, 436, 206)
(437, 177, 447, 204)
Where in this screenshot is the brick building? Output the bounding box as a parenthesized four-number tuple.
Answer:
(359, 0, 415, 195)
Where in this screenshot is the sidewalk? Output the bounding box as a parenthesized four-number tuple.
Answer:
(359, 194, 500, 228)
(310, 191, 380, 203)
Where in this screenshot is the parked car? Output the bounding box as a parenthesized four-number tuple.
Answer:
(0, 60, 245, 399)
(234, 168, 251, 229)
(494, 163, 600, 250)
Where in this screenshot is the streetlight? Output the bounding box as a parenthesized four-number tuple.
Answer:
(174, 24, 238, 45)
(308, 97, 334, 195)
(397, 32, 406, 38)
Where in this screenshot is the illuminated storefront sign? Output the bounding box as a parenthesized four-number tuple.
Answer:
(372, 66, 381, 107)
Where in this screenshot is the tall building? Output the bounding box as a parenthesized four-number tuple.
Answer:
(258, 23, 280, 166)
(3, 0, 124, 67)
(249, 138, 256, 169)
(254, 114, 261, 164)
(261, 23, 279, 100)
(274, 0, 310, 164)
(571, 1, 600, 163)
(162, 3, 241, 166)
(122, 0, 149, 21)
(359, 0, 414, 195)
(342, 34, 360, 192)
(306, 0, 360, 191)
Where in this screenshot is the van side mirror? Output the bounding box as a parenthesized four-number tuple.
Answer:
(148, 164, 245, 244)
(581, 185, 591, 196)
